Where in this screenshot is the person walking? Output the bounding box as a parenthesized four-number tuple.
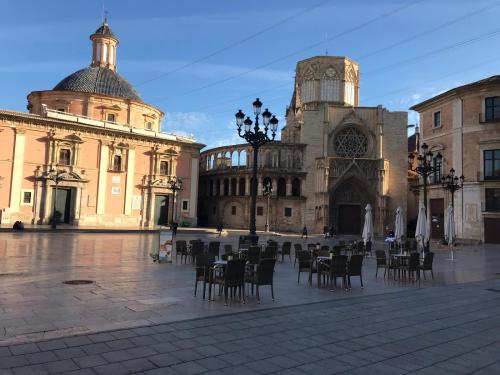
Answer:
(301, 226, 308, 239)
(171, 222, 178, 236)
(217, 222, 223, 237)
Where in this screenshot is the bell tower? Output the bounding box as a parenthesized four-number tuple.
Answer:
(90, 17, 119, 71)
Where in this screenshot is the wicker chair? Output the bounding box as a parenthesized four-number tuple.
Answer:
(246, 259, 276, 303)
(331, 255, 348, 291)
(208, 241, 220, 259)
(280, 241, 292, 262)
(294, 243, 303, 267)
(194, 253, 215, 299)
(375, 250, 388, 277)
(297, 250, 316, 285)
(190, 241, 205, 264)
(419, 252, 434, 279)
(347, 254, 364, 289)
(175, 240, 188, 264)
(212, 259, 247, 305)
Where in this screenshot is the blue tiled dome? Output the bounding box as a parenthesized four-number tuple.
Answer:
(53, 67, 141, 101)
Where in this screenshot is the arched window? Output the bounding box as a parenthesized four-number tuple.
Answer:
(113, 155, 122, 171)
(263, 177, 272, 195)
(239, 178, 246, 195)
(59, 148, 71, 165)
(216, 180, 221, 196)
(277, 178, 286, 197)
(292, 178, 301, 197)
(160, 160, 169, 175)
(239, 150, 247, 166)
(320, 68, 340, 101)
(230, 178, 237, 196)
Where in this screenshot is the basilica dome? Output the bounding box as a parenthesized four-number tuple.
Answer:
(53, 66, 142, 102)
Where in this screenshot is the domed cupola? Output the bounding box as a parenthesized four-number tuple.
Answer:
(90, 17, 119, 71)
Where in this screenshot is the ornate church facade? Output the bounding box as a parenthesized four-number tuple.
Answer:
(198, 56, 408, 235)
(0, 21, 203, 227)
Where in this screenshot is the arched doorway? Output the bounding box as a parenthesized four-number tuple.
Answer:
(330, 176, 374, 235)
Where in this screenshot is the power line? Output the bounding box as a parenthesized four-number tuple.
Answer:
(363, 55, 500, 103)
(136, 0, 337, 87)
(150, 0, 426, 105)
(357, 0, 500, 61)
(363, 27, 500, 76)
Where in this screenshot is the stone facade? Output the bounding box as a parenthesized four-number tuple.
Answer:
(199, 56, 408, 235)
(411, 76, 500, 243)
(0, 21, 203, 228)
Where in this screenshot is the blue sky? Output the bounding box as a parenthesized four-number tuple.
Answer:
(2, 0, 500, 149)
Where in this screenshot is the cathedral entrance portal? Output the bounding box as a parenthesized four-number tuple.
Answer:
(330, 175, 374, 236)
(338, 204, 361, 234)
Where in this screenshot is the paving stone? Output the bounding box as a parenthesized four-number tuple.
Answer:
(80, 343, 110, 355)
(9, 344, 39, 356)
(92, 362, 130, 375)
(43, 359, 79, 374)
(244, 359, 283, 374)
(87, 332, 115, 343)
(171, 349, 205, 362)
(72, 354, 108, 368)
(148, 353, 182, 367)
(36, 340, 67, 352)
(106, 339, 135, 351)
(170, 361, 206, 375)
(25, 351, 58, 365)
(0, 356, 29, 370)
(126, 346, 158, 358)
(101, 350, 132, 363)
(53, 347, 86, 360)
(121, 358, 156, 372)
(194, 356, 230, 370)
(11, 364, 49, 375)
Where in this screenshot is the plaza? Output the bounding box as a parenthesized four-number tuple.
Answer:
(0, 231, 500, 374)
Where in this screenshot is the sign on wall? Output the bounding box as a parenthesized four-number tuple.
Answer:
(112, 176, 121, 184)
(111, 187, 121, 195)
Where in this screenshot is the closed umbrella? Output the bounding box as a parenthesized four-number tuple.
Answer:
(415, 202, 429, 252)
(444, 204, 455, 261)
(362, 204, 374, 244)
(395, 206, 405, 246)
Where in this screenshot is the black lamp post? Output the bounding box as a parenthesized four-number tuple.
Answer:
(236, 98, 278, 238)
(441, 168, 464, 209)
(408, 143, 442, 217)
(167, 176, 182, 225)
(263, 180, 273, 233)
(49, 169, 64, 229)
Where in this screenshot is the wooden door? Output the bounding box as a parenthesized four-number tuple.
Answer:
(52, 188, 72, 224)
(484, 218, 500, 243)
(154, 195, 169, 226)
(338, 204, 361, 234)
(430, 198, 444, 239)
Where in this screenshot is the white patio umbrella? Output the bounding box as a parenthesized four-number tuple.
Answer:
(415, 202, 429, 252)
(444, 203, 456, 260)
(395, 206, 405, 245)
(362, 204, 374, 244)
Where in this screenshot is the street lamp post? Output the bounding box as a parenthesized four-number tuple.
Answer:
(49, 169, 64, 229)
(408, 143, 442, 217)
(263, 180, 273, 233)
(441, 168, 464, 209)
(235, 98, 278, 239)
(167, 176, 182, 225)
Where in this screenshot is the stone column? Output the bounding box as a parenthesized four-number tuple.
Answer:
(286, 177, 292, 196)
(96, 143, 109, 215)
(272, 177, 278, 196)
(124, 148, 135, 215)
(257, 177, 263, 196)
(9, 129, 26, 213)
(189, 155, 199, 223)
(245, 177, 250, 196)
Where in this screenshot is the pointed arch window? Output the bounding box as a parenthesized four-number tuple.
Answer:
(320, 68, 340, 101)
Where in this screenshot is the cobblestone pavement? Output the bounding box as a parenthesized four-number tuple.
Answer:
(1, 232, 500, 374)
(1, 279, 500, 374)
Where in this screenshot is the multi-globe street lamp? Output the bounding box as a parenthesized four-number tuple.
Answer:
(167, 176, 182, 225)
(441, 168, 464, 209)
(408, 142, 442, 217)
(263, 180, 273, 233)
(235, 98, 278, 239)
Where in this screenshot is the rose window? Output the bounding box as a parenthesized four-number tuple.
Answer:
(334, 127, 368, 158)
